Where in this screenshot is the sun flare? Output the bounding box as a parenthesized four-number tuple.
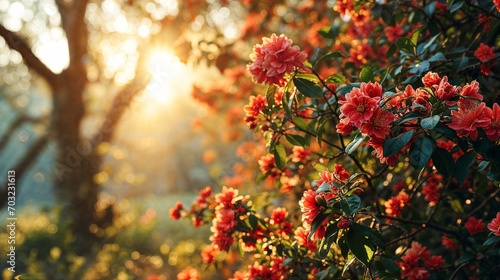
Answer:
(145, 49, 189, 105)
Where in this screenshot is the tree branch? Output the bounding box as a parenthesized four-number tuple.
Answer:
(0, 24, 58, 86)
(0, 134, 50, 209)
(0, 114, 45, 152)
(91, 54, 151, 147)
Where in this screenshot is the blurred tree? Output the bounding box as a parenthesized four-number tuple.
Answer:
(0, 0, 200, 253)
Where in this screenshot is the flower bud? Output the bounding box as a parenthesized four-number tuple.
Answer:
(315, 195, 327, 207)
(338, 218, 351, 229)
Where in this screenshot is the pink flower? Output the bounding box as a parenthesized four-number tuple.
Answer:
(360, 81, 383, 100)
(487, 212, 500, 236)
(244, 95, 267, 117)
(474, 43, 495, 62)
(294, 226, 317, 252)
(495, 0, 500, 11)
(433, 76, 457, 101)
(458, 80, 483, 108)
(215, 186, 242, 209)
(177, 267, 200, 280)
(339, 87, 379, 127)
(248, 34, 307, 85)
(465, 216, 485, 236)
(447, 102, 491, 140)
(201, 245, 218, 264)
(422, 72, 442, 88)
(299, 189, 321, 226)
(384, 191, 409, 217)
(360, 107, 395, 139)
(484, 103, 500, 142)
(292, 146, 312, 162)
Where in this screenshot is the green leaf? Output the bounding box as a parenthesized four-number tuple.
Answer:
(360, 66, 375, 82)
(346, 134, 366, 155)
(337, 84, 358, 95)
(454, 151, 476, 184)
(294, 77, 323, 98)
(326, 73, 346, 84)
(428, 52, 446, 62)
(265, 85, 277, 108)
(319, 223, 340, 258)
(318, 26, 338, 39)
(341, 195, 361, 215)
(424, 2, 436, 16)
(410, 27, 421, 47)
(308, 212, 329, 240)
(317, 182, 333, 193)
(396, 111, 423, 125)
(431, 147, 455, 179)
(347, 224, 374, 266)
(487, 163, 500, 181)
(315, 52, 343, 68)
(409, 136, 435, 169)
(292, 117, 309, 132)
(272, 142, 287, 170)
(449, 0, 464, 13)
(383, 130, 414, 157)
(396, 37, 415, 55)
(420, 115, 440, 130)
(285, 134, 307, 147)
(248, 214, 258, 230)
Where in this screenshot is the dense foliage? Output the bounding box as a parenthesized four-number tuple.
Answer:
(172, 1, 500, 279)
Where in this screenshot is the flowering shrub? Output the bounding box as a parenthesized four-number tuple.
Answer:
(172, 1, 500, 279)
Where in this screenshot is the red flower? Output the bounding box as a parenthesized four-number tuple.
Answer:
(270, 207, 293, 235)
(244, 95, 267, 117)
(442, 235, 458, 250)
(169, 201, 184, 220)
(495, 0, 500, 11)
(384, 191, 409, 217)
(248, 34, 307, 85)
(177, 267, 200, 280)
(485, 103, 500, 142)
(294, 226, 317, 252)
(422, 174, 441, 205)
(299, 189, 321, 226)
(487, 212, 500, 236)
(339, 87, 379, 127)
(425, 255, 445, 270)
(458, 81, 483, 108)
(333, 164, 350, 181)
(465, 217, 485, 236)
(215, 186, 242, 209)
(201, 245, 218, 264)
(433, 76, 457, 101)
(336, 117, 355, 135)
(337, 218, 351, 229)
(474, 43, 495, 62)
(422, 72, 442, 88)
(360, 81, 383, 100)
(384, 24, 405, 43)
(292, 146, 312, 162)
(447, 102, 491, 140)
(360, 107, 395, 139)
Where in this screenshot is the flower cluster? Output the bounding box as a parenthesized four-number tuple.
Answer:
(247, 34, 307, 86)
(299, 166, 350, 240)
(397, 241, 445, 280)
(210, 187, 246, 251)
